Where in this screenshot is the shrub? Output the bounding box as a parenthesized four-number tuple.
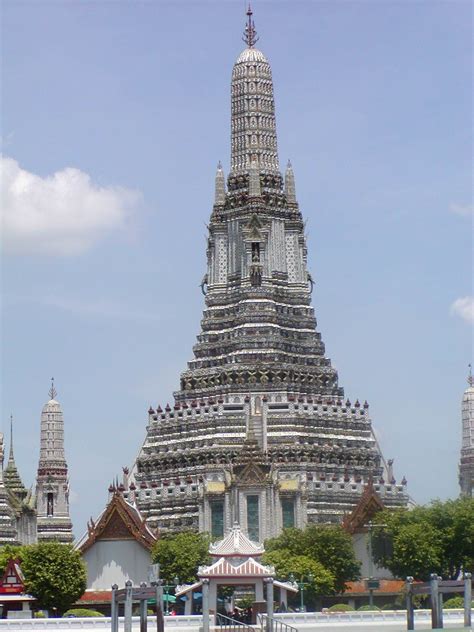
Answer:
(328, 603, 354, 612)
(443, 596, 468, 609)
(63, 608, 104, 618)
(236, 596, 254, 610)
(33, 611, 46, 618)
(132, 606, 154, 615)
(357, 604, 380, 611)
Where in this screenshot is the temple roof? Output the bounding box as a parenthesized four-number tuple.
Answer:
(342, 478, 385, 535)
(209, 523, 264, 557)
(198, 556, 274, 579)
(76, 491, 157, 553)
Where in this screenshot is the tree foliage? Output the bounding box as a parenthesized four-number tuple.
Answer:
(151, 531, 211, 584)
(262, 549, 334, 595)
(372, 498, 474, 580)
(21, 543, 87, 615)
(0, 545, 25, 574)
(265, 525, 360, 593)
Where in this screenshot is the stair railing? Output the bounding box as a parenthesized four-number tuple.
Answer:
(257, 613, 299, 632)
(216, 612, 255, 632)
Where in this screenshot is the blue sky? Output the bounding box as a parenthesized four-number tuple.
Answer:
(1, 0, 472, 539)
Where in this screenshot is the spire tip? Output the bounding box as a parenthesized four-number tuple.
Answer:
(243, 4, 259, 48)
(49, 377, 57, 401)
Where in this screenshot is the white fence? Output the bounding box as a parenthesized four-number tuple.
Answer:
(0, 610, 471, 631)
(0, 615, 202, 631)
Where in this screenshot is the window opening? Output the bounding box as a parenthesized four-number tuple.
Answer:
(47, 492, 54, 517)
(211, 501, 224, 539)
(246, 495, 259, 541)
(281, 498, 295, 528)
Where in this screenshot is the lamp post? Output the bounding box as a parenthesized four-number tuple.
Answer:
(289, 573, 314, 612)
(163, 576, 180, 615)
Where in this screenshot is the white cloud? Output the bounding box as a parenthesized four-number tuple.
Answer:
(1, 156, 142, 255)
(450, 202, 474, 217)
(451, 296, 474, 324)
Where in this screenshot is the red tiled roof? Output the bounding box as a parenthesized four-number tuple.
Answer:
(78, 590, 112, 604)
(342, 478, 385, 535)
(345, 579, 405, 595)
(78, 492, 157, 554)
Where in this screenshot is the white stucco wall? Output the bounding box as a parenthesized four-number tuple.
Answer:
(352, 533, 393, 579)
(82, 540, 152, 589)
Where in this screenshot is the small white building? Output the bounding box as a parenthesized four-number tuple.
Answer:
(75, 489, 157, 611)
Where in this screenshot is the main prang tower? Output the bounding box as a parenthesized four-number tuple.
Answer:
(130, 9, 408, 540)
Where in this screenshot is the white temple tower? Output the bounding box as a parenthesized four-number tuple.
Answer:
(35, 380, 73, 542)
(0, 433, 19, 544)
(131, 8, 408, 538)
(459, 366, 474, 497)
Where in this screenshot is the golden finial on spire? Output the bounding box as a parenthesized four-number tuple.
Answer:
(49, 377, 57, 400)
(243, 5, 259, 48)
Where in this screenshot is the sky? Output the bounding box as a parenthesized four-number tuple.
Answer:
(1, 0, 472, 539)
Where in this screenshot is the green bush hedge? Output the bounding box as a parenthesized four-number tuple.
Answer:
(443, 596, 473, 609)
(63, 608, 104, 618)
(381, 603, 405, 611)
(357, 604, 380, 611)
(328, 603, 354, 612)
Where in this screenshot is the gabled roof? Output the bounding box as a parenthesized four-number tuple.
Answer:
(209, 524, 264, 557)
(0, 558, 25, 594)
(77, 492, 157, 554)
(342, 478, 385, 535)
(198, 556, 274, 579)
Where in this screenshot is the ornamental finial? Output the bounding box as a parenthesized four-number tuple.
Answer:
(243, 5, 259, 48)
(468, 363, 473, 387)
(9, 414, 14, 461)
(49, 377, 57, 401)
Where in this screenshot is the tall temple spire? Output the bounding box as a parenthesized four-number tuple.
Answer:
(285, 160, 296, 203)
(231, 7, 279, 176)
(4, 415, 27, 501)
(8, 414, 14, 462)
(133, 9, 408, 537)
(36, 384, 73, 542)
(460, 364, 474, 497)
(243, 5, 259, 48)
(214, 161, 226, 206)
(0, 434, 18, 544)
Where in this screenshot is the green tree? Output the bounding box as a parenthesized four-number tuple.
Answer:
(262, 549, 334, 595)
(265, 525, 360, 592)
(0, 545, 25, 574)
(372, 498, 474, 580)
(151, 531, 211, 584)
(21, 543, 87, 616)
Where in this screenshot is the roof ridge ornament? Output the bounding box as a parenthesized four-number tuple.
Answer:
(243, 5, 259, 48)
(49, 377, 57, 401)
